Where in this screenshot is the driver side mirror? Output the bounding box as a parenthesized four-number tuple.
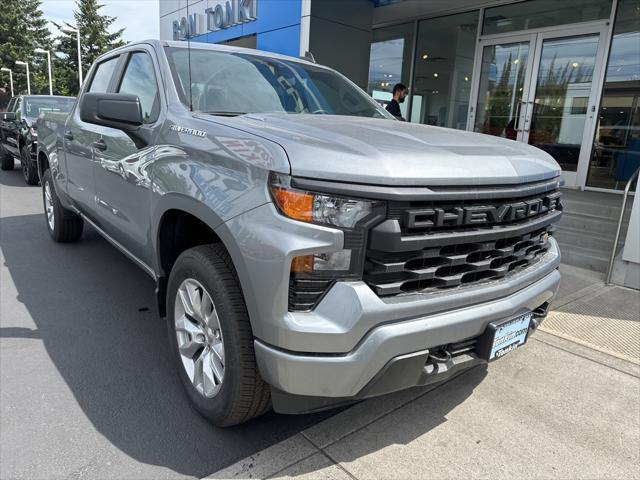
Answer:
(80, 92, 143, 132)
(3, 112, 16, 121)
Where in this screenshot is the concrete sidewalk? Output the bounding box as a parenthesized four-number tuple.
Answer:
(206, 265, 640, 479)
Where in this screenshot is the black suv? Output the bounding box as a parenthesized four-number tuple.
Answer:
(1, 95, 75, 184)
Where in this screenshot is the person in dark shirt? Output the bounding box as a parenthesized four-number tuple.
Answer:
(385, 83, 407, 121)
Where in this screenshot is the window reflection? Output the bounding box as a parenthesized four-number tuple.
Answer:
(474, 42, 529, 138)
(367, 23, 413, 117)
(587, 0, 640, 190)
(528, 35, 599, 172)
(411, 11, 478, 129)
(483, 0, 612, 35)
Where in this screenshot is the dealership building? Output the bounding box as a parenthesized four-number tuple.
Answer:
(160, 0, 640, 285)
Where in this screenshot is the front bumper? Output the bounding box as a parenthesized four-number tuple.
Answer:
(256, 267, 559, 413)
(217, 201, 561, 413)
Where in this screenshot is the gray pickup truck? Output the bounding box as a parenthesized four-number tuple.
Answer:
(37, 40, 562, 426)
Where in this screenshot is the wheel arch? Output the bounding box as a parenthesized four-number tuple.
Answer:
(152, 194, 253, 322)
(37, 149, 49, 180)
(18, 135, 27, 151)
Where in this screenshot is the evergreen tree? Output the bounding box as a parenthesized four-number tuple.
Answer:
(0, 0, 52, 97)
(53, 0, 126, 96)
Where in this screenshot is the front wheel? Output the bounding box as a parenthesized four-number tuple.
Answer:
(21, 146, 38, 185)
(42, 169, 84, 242)
(167, 244, 271, 426)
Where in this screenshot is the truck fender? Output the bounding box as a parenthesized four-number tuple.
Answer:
(151, 192, 226, 276)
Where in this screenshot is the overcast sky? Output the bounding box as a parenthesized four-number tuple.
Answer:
(41, 0, 160, 42)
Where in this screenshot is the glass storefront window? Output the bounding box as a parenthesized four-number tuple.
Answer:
(483, 0, 613, 35)
(367, 23, 414, 118)
(410, 11, 478, 129)
(587, 0, 640, 190)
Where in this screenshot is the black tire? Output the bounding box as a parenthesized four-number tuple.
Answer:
(167, 244, 271, 426)
(0, 145, 13, 171)
(42, 169, 84, 242)
(21, 145, 39, 185)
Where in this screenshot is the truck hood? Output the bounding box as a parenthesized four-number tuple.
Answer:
(202, 114, 561, 186)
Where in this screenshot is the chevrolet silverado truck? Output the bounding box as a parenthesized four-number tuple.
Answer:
(37, 40, 562, 426)
(1, 94, 75, 184)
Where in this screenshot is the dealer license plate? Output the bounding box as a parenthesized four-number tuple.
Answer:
(477, 313, 532, 361)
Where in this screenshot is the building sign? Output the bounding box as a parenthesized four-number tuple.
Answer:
(172, 0, 257, 40)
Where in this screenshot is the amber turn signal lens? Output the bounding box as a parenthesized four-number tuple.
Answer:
(291, 255, 314, 273)
(272, 187, 313, 223)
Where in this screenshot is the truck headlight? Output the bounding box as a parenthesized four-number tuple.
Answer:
(270, 173, 373, 228)
(269, 173, 385, 311)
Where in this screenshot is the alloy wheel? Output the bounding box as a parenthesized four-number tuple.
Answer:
(22, 158, 28, 182)
(174, 278, 225, 398)
(44, 181, 55, 231)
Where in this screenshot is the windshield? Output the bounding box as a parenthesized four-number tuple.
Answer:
(165, 47, 391, 119)
(24, 97, 75, 117)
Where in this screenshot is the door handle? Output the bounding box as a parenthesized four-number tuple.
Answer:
(92, 139, 107, 151)
(64, 131, 74, 141)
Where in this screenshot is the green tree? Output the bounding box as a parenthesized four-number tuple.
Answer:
(53, 0, 126, 96)
(0, 0, 52, 98)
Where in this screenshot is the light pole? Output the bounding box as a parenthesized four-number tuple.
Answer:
(0, 68, 13, 97)
(60, 26, 82, 89)
(15, 61, 30, 95)
(34, 48, 53, 95)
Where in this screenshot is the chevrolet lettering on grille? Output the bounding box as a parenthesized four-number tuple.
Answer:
(403, 191, 562, 230)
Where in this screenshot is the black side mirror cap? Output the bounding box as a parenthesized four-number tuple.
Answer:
(80, 92, 143, 132)
(3, 112, 16, 121)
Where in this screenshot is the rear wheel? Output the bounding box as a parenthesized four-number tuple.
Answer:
(42, 169, 84, 242)
(21, 146, 38, 185)
(0, 145, 13, 170)
(167, 244, 271, 426)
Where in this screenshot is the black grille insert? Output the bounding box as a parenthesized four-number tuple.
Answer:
(363, 186, 561, 297)
(365, 224, 555, 297)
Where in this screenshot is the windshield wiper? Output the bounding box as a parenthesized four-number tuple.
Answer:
(202, 111, 247, 117)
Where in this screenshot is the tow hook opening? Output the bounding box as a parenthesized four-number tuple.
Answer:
(425, 346, 456, 375)
(428, 348, 452, 364)
(531, 301, 551, 330)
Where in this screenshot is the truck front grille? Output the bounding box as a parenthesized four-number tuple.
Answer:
(364, 183, 562, 297)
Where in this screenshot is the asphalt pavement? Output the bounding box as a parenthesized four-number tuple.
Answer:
(0, 162, 335, 479)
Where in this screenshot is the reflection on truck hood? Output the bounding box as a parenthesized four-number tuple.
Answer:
(208, 113, 561, 186)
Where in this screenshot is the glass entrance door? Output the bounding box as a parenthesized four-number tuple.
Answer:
(470, 27, 607, 187)
(472, 36, 534, 141)
(525, 33, 602, 184)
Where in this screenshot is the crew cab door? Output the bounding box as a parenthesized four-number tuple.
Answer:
(64, 55, 120, 214)
(92, 48, 160, 265)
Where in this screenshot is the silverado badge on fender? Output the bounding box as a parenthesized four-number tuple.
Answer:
(169, 124, 207, 137)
